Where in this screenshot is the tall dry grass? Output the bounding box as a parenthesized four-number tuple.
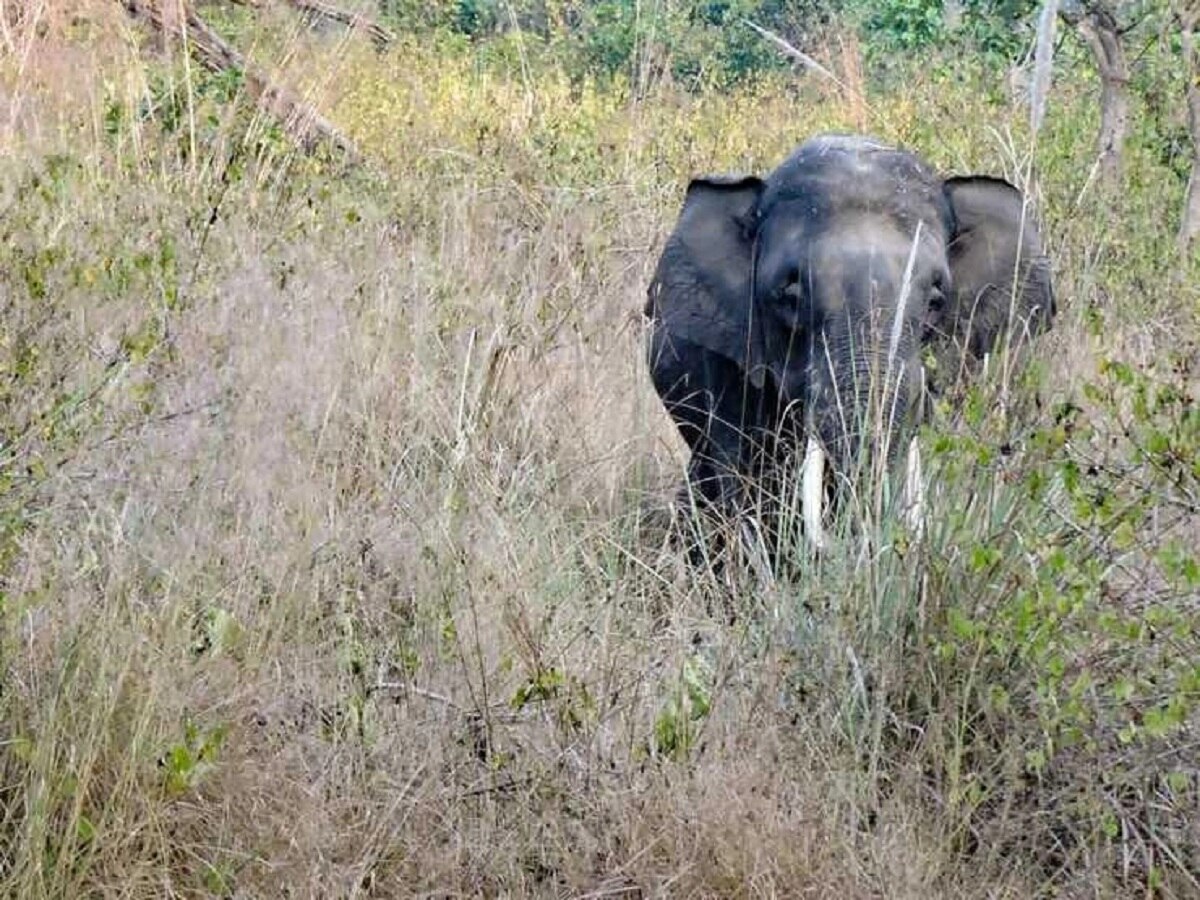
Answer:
(0, 5, 1198, 897)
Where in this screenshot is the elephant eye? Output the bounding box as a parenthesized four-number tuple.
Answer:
(922, 285, 946, 339)
(781, 267, 802, 300)
(927, 286, 945, 315)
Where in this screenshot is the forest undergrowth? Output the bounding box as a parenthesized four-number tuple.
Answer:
(0, 3, 1198, 896)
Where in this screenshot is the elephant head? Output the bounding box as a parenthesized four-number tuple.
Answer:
(646, 134, 1054, 543)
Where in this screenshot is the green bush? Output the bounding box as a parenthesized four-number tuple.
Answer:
(375, 0, 1044, 86)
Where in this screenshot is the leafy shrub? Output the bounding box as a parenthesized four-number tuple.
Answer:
(859, 0, 1041, 67)
(375, 0, 1043, 87)
(863, 0, 946, 52)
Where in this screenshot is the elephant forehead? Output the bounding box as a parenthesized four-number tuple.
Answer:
(755, 216, 945, 320)
(817, 214, 945, 263)
(767, 178, 945, 225)
(763, 145, 946, 226)
(786, 134, 936, 180)
(806, 233, 919, 311)
(761, 207, 942, 269)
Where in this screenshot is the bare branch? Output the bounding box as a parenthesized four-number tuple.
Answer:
(285, 0, 394, 50)
(742, 18, 869, 128)
(742, 19, 841, 85)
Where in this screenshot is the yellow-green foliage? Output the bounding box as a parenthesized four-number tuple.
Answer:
(0, 11, 1197, 898)
(335, 38, 877, 182)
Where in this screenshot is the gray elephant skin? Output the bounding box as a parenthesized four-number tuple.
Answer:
(645, 134, 1055, 537)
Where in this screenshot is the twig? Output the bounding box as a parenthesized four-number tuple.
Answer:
(374, 683, 464, 710)
(459, 775, 537, 799)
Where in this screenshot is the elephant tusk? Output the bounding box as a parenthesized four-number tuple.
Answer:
(902, 435, 925, 541)
(801, 436, 828, 550)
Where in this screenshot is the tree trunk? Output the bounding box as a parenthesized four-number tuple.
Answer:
(1179, 10, 1200, 251)
(1065, 3, 1129, 184)
(157, 0, 182, 53)
(943, 0, 963, 31)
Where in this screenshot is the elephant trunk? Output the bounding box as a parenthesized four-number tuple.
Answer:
(799, 319, 926, 548)
(809, 336, 919, 476)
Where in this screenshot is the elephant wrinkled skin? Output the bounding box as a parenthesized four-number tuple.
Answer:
(645, 134, 1055, 539)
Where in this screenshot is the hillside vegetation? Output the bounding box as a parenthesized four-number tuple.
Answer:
(1, 2, 1198, 896)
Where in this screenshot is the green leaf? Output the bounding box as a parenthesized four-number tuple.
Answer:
(968, 544, 1000, 573)
(76, 816, 96, 844)
(1102, 813, 1119, 839)
(1025, 747, 1046, 774)
(1112, 677, 1134, 703)
(1166, 771, 1191, 794)
(948, 608, 977, 640)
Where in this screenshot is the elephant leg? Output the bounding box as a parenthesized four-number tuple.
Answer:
(649, 328, 770, 511)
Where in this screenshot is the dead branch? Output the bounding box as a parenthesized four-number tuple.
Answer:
(121, 0, 359, 161)
(742, 19, 839, 82)
(227, 0, 394, 49)
(743, 19, 870, 130)
(285, 0, 393, 50)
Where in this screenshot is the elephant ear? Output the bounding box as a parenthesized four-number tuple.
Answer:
(941, 176, 1055, 364)
(646, 175, 768, 387)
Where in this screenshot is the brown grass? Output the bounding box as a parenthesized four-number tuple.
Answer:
(1, 4, 1198, 897)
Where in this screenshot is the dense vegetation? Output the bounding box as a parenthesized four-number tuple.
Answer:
(0, 1, 1197, 895)
(375, 0, 1045, 83)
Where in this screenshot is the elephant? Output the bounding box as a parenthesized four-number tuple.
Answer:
(645, 133, 1055, 546)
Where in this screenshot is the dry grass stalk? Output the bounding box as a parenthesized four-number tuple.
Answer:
(1178, 4, 1200, 250)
